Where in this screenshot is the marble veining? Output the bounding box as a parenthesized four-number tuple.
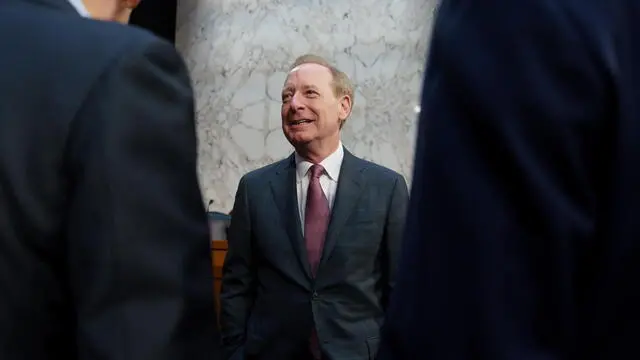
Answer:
(176, 0, 437, 212)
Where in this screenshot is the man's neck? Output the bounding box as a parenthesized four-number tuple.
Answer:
(296, 140, 341, 164)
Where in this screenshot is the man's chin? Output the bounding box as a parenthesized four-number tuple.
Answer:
(285, 133, 315, 146)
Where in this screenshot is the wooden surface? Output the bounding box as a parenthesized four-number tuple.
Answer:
(212, 239, 228, 316)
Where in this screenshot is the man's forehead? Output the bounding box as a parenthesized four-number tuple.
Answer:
(289, 65, 303, 73)
(289, 62, 331, 75)
(283, 63, 332, 87)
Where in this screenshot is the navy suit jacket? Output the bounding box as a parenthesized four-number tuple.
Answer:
(0, 0, 220, 358)
(220, 149, 408, 360)
(380, 0, 640, 359)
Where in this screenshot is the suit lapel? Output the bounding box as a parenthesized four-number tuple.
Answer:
(319, 149, 364, 270)
(269, 155, 312, 280)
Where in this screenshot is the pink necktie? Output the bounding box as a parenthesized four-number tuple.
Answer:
(305, 164, 330, 276)
(305, 164, 329, 360)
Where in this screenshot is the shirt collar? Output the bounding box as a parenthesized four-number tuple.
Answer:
(67, 0, 90, 17)
(295, 142, 344, 182)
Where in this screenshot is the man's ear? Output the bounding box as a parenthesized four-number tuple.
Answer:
(122, 0, 141, 10)
(338, 95, 352, 122)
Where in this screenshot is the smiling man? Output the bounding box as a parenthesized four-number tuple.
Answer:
(220, 54, 409, 360)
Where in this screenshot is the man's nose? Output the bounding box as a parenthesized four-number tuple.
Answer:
(290, 92, 304, 110)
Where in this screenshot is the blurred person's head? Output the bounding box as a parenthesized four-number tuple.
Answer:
(281, 54, 354, 163)
(82, 0, 141, 24)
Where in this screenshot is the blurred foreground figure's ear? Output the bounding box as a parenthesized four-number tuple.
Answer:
(122, 0, 142, 10)
(114, 0, 142, 23)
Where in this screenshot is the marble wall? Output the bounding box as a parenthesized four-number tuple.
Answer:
(176, 0, 436, 212)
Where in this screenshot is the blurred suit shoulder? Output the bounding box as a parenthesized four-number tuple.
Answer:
(1, 1, 166, 60)
(0, 2, 180, 126)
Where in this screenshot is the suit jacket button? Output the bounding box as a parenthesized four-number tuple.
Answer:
(312, 291, 319, 300)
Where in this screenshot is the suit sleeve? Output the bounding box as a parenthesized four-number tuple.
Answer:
(65, 38, 220, 359)
(382, 175, 409, 309)
(219, 176, 255, 360)
(380, 0, 609, 359)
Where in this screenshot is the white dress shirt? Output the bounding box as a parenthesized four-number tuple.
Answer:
(295, 143, 344, 234)
(67, 0, 90, 17)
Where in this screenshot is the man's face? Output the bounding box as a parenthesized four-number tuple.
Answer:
(280, 63, 350, 148)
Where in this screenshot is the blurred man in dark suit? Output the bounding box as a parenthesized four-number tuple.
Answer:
(379, 0, 640, 359)
(220, 54, 408, 360)
(0, 0, 220, 359)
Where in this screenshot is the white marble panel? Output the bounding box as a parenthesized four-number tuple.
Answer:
(176, 0, 437, 212)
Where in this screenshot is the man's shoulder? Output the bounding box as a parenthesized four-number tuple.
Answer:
(0, 5, 184, 122)
(240, 156, 292, 185)
(46, 14, 164, 62)
(1, 5, 169, 75)
(349, 152, 405, 185)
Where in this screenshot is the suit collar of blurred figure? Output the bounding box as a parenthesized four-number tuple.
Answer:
(67, 0, 90, 17)
(7, 0, 76, 13)
(8, 0, 138, 24)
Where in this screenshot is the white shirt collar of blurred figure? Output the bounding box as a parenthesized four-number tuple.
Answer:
(67, 0, 91, 17)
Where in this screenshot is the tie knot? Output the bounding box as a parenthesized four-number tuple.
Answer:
(309, 164, 325, 179)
